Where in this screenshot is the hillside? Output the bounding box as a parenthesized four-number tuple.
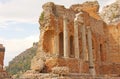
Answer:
(100, 0, 120, 24)
(6, 42, 38, 75)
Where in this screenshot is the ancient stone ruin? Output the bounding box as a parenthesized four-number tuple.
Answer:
(0, 44, 5, 72)
(0, 44, 11, 79)
(23, 1, 120, 79)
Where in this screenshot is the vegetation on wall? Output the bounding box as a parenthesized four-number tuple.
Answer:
(40, 12, 44, 21)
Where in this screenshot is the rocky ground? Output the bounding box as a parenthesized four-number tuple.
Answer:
(0, 71, 12, 79)
(15, 70, 120, 79)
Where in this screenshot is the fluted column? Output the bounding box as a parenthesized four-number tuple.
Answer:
(81, 25, 87, 60)
(74, 19, 80, 58)
(63, 16, 69, 58)
(87, 27, 96, 75)
(54, 18, 59, 57)
(54, 34, 59, 56)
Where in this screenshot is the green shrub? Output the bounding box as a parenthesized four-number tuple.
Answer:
(40, 12, 44, 21)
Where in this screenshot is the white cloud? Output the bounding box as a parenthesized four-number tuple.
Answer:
(0, 21, 17, 30)
(0, 23, 7, 29)
(0, 34, 39, 66)
(13, 27, 24, 32)
(0, 21, 26, 32)
(0, 0, 41, 23)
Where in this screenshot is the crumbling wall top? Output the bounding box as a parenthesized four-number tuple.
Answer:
(70, 1, 101, 20)
(0, 44, 5, 52)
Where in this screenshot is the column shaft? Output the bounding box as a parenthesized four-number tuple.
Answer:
(54, 35, 59, 56)
(81, 25, 87, 60)
(74, 20, 80, 58)
(54, 18, 59, 56)
(87, 27, 96, 75)
(63, 17, 69, 58)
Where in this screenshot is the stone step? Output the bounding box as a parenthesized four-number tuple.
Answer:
(19, 72, 120, 79)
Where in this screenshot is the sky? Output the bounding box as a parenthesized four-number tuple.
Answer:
(0, 0, 115, 66)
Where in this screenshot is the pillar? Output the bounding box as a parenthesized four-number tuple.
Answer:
(0, 44, 5, 70)
(74, 19, 80, 58)
(87, 27, 96, 75)
(63, 16, 69, 58)
(54, 35, 59, 56)
(81, 25, 87, 60)
(54, 18, 59, 57)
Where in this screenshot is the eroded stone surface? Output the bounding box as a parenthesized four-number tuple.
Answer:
(0, 44, 5, 70)
(0, 44, 12, 79)
(100, 0, 120, 24)
(29, 1, 120, 78)
(0, 44, 5, 72)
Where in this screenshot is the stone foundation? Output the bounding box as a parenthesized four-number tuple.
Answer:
(45, 58, 89, 73)
(100, 63, 120, 75)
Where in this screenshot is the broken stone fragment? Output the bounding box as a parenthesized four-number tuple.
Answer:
(52, 66, 69, 76)
(31, 57, 45, 72)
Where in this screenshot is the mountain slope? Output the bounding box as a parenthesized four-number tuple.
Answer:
(6, 43, 38, 75)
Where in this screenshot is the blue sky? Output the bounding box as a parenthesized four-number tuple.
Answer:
(0, 0, 115, 66)
(0, 22, 39, 39)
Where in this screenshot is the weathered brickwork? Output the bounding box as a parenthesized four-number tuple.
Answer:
(104, 24, 120, 63)
(0, 44, 11, 78)
(31, 1, 120, 76)
(0, 44, 5, 72)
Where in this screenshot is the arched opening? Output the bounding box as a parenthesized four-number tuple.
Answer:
(100, 44, 104, 61)
(70, 36, 74, 58)
(59, 32, 64, 57)
(100, 44, 102, 54)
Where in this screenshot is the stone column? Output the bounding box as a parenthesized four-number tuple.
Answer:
(0, 44, 5, 70)
(87, 27, 96, 75)
(63, 16, 69, 58)
(54, 19, 59, 56)
(81, 25, 87, 60)
(74, 19, 80, 58)
(54, 35, 59, 56)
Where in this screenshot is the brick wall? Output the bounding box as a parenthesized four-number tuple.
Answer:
(105, 25, 120, 63)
